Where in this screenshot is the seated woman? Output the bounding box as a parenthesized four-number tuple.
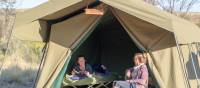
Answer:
(71, 55, 93, 80)
(113, 53, 148, 88)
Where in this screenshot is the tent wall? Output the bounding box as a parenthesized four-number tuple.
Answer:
(148, 44, 200, 88)
(148, 47, 188, 88)
(179, 44, 200, 88)
(36, 13, 102, 88)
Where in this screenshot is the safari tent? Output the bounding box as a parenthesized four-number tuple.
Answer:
(13, 0, 200, 88)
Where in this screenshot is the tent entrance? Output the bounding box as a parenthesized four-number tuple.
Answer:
(63, 11, 158, 88)
(66, 12, 141, 76)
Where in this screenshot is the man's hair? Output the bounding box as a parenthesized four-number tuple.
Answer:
(76, 55, 86, 65)
(78, 55, 85, 58)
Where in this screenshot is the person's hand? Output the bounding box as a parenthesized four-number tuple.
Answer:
(84, 71, 91, 77)
(71, 69, 76, 75)
(101, 65, 107, 70)
(126, 80, 134, 83)
(126, 70, 131, 78)
(126, 80, 130, 83)
(71, 72, 75, 75)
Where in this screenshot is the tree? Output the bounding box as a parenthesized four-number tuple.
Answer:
(0, 0, 16, 55)
(144, 0, 200, 17)
(0, 0, 16, 41)
(0, 0, 16, 73)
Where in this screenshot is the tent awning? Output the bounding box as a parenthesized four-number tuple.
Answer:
(13, 20, 48, 41)
(14, 0, 82, 27)
(14, 0, 200, 44)
(100, 0, 200, 44)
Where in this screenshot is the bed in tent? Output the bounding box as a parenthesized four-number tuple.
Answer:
(13, 0, 200, 88)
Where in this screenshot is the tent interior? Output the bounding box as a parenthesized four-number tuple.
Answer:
(64, 12, 158, 87)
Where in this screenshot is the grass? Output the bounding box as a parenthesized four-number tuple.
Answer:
(0, 39, 45, 88)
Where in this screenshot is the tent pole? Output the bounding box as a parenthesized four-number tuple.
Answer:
(33, 43, 49, 88)
(196, 43, 200, 68)
(188, 43, 200, 86)
(174, 33, 190, 88)
(197, 42, 200, 88)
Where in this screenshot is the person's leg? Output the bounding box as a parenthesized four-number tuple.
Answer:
(130, 83, 136, 88)
(114, 81, 131, 88)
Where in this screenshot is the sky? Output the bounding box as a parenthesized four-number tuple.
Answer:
(15, 0, 200, 12)
(191, 3, 200, 12)
(15, 0, 49, 8)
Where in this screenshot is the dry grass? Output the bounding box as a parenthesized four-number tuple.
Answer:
(0, 39, 45, 88)
(0, 55, 38, 88)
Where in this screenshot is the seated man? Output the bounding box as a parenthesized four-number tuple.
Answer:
(113, 53, 148, 88)
(71, 55, 93, 80)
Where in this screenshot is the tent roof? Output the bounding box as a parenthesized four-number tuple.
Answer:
(14, 0, 83, 27)
(13, 0, 200, 44)
(101, 0, 200, 44)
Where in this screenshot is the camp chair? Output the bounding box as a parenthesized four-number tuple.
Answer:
(63, 73, 119, 88)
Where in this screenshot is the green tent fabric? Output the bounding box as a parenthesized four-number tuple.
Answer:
(12, 0, 200, 88)
(13, 0, 200, 44)
(13, 20, 48, 41)
(101, 0, 200, 44)
(13, 0, 97, 41)
(14, 0, 82, 27)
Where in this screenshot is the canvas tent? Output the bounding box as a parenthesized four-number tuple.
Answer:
(13, 0, 200, 88)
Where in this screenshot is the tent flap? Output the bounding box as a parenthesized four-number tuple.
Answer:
(50, 13, 102, 48)
(36, 42, 71, 88)
(111, 8, 176, 51)
(149, 47, 189, 88)
(36, 13, 102, 88)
